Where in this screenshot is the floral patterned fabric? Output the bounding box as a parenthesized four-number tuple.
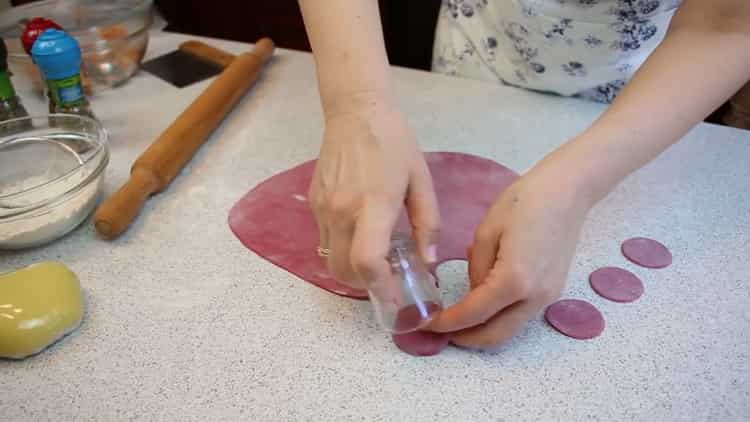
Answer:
(432, 0, 682, 103)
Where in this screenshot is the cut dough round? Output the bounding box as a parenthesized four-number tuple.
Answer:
(545, 299, 604, 340)
(392, 330, 451, 357)
(589, 267, 644, 303)
(391, 303, 449, 356)
(621, 237, 672, 269)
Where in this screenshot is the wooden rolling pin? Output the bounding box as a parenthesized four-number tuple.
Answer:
(179, 40, 236, 69)
(94, 38, 275, 239)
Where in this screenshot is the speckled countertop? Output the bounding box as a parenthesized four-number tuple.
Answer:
(2, 31, 749, 421)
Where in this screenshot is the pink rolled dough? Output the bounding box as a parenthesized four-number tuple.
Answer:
(589, 266, 644, 303)
(621, 237, 672, 269)
(228, 152, 519, 299)
(545, 299, 605, 340)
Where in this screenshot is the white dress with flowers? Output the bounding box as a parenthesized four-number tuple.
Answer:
(432, 0, 682, 102)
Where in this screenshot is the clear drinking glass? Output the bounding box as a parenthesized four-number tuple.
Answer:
(368, 232, 443, 334)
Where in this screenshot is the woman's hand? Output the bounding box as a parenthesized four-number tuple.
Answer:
(310, 100, 440, 289)
(429, 154, 594, 348)
(426, 0, 750, 349)
(299, 0, 442, 290)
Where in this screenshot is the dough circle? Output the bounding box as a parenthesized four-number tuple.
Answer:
(621, 237, 672, 269)
(545, 299, 605, 340)
(589, 266, 644, 303)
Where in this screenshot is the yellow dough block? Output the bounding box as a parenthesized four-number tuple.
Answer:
(0, 262, 84, 359)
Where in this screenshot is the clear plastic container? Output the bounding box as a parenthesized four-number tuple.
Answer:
(368, 233, 443, 334)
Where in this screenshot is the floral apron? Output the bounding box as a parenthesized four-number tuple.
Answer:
(432, 0, 682, 102)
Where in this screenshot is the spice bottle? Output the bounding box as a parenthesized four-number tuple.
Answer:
(31, 29, 96, 121)
(0, 38, 31, 134)
(21, 17, 63, 99)
(21, 17, 63, 56)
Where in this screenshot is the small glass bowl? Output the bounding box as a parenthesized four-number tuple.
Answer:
(0, 114, 109, 249)
(0, 0, 153, 95)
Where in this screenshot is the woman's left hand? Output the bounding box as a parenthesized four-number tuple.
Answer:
(428, 154, 595, 349)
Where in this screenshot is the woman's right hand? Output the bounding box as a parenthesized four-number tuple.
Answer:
(310, 98, 440, 290)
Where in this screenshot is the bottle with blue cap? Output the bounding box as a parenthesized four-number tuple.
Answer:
(31, 29, 95, 120)
(0, 38, 31, 128)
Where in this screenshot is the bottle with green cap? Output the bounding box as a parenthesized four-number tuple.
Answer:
(0, 38, 31, 130)
(31, 29, 95, 121)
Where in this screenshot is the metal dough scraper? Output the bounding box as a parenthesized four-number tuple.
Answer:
(141, 40, 236, 88)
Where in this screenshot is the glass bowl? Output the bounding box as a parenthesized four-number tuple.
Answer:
(0, 114, 109, 249)
(0, 0, 153, 96)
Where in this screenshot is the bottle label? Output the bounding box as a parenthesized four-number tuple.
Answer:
(48, 74, 84, 106)
(0, 71, 16, 100)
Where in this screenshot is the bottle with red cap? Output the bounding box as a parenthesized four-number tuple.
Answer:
(21, 17, 63, 56)
(21, 17, 63, 110)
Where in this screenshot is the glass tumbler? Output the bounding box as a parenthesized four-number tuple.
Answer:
(368, 232, 443, 334)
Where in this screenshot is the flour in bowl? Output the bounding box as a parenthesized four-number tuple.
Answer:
(0, 169, 102, 248)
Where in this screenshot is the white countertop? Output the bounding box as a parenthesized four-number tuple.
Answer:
(2, 31, 749, 421)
